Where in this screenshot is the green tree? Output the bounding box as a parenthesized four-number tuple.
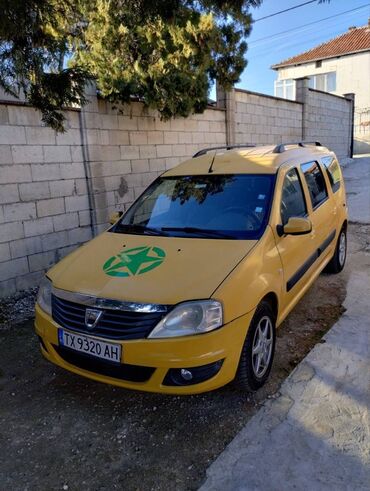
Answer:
(0, 0, 92, 131)
(0, 0, 261, 130)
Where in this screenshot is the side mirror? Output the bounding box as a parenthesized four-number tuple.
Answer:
(281, 217, 312, 236)
(109, 211, 123, 225)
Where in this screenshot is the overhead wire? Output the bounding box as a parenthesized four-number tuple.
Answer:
(246, 7, 370, 61)
(249, 4, 370, 46)
(239, 1, 370, 93)
(253, 0, 318, 22)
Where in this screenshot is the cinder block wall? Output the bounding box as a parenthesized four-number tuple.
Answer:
(0, 84, 354, 297)
(295, 78, 353, 160)
(303, 88, 352, 160)
(82, 92, 226, 234)
(234, 85, 352, 159)
(234, 89, 302, 145)
(0, 95, 226, 296)
(0, 107, 93, 295)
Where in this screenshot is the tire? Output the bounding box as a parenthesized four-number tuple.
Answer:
(325, 227, 347, 274)
(235, 301, 276, 392)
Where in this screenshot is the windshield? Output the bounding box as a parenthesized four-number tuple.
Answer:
(111, 174, 275, 240)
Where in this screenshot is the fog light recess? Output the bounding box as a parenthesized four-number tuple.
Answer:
(163, 360, 224, 386)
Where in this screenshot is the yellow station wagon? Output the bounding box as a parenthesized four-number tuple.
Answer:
(35, 141, 348, 394)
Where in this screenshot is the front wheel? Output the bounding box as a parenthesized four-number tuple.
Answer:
(325, 227, 347, 274)
(235, 301, 276, 392)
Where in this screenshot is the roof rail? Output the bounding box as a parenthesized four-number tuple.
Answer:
(273, 141, 322, 154)
(193, 144, 256, 158)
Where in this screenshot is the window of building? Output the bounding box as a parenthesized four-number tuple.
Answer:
(326, 72, 336, 92)
(301, 161, 328, 208)
(321, 156, 341, 193)
(281, 168, 307, 225)
(315, 60, 322, 68)
(308, 72, 336, 93)
(274, 79, 295, 100)
(315, 73, 326, 91)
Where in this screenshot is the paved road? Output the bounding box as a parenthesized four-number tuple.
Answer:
(200, 157, 370, 490)
(344, 155, 370, 224)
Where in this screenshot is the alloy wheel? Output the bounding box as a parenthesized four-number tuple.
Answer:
(252, 316, 273, 378)
(339, 231, 346, 267)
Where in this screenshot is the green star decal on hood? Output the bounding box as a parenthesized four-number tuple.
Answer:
(103, 246, 166, 277)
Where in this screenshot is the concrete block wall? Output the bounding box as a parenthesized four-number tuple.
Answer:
(0, 96, 226, 296)
(81, 95, 226, 234)
(295, 78, 352, 160)
(233, 86, 352, 159)
(304, 88, 352, 160)
(0, 106, 94, 296)
(234, 89, 302, 145)
(0, 83, 353, 297)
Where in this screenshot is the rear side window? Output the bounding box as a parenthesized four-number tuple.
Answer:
(281, 168, 307, 225)
(321, 156, 341, 192)
(301, 161, 328, 208)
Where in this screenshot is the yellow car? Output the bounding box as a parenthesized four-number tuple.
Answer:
(35, 141, 347, 394)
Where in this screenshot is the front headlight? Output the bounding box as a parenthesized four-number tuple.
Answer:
(148, 300, 223, 339)
(37, 276, 52, 315)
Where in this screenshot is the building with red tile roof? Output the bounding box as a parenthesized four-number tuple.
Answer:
(272, 21, 370, 153)
(272, 23, 370, 69)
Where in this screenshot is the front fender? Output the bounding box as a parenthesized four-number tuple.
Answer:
(213, 226, 283, 323)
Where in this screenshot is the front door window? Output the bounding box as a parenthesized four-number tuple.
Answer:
(281, 168, 307, 225)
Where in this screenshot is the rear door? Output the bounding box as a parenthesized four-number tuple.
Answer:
(299, 160, 337, 269)
(320, 155, 347, 230)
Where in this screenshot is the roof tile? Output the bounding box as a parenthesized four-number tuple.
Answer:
(272, 25, 370, 69)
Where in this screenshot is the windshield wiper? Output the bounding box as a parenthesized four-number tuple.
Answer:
(114, 223, 233, 239)
(113, 223, 168, 236)
(161, 227, 234, 239)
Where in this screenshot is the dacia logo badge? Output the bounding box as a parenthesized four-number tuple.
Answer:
(85, 308, 103, 330)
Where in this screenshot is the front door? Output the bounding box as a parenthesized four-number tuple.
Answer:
(272, 167, 317, 320)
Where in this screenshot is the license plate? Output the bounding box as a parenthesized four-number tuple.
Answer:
(58, 329, 121, 363)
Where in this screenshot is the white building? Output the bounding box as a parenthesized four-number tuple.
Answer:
(272, 21, 370, 153)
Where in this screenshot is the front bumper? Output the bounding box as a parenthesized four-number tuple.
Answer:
(35, 304, 254, 394)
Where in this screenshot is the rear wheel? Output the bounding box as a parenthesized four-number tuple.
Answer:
(235, 301, 276, 392)
(325, 227, 347, 274)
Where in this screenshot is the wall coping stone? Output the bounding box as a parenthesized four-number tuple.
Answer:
(235, 88, 303, 105)
(308, 88, 353, 102)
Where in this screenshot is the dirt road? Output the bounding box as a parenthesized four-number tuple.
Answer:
(2, 224, 365, 491)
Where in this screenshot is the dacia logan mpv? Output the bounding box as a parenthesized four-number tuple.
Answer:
(35, 141, 347, 394)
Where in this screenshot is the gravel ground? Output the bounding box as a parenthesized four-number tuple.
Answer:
(0, 288, 37, 330)
(0, 225, 363, 491)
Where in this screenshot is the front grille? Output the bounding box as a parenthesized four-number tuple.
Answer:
(54, 345, 155, 382)
(51, 294, 165, 340)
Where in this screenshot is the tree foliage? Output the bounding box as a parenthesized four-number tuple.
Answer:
(0, 0, 92, 131)
(0, 0, 262, 130)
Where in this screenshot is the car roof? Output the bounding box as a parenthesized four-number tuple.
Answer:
(163, 144, 334, 176)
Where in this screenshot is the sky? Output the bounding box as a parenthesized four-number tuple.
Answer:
(235, 0, 370, 95)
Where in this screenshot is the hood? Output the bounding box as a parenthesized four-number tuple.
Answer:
(49, 232, 257, 305)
